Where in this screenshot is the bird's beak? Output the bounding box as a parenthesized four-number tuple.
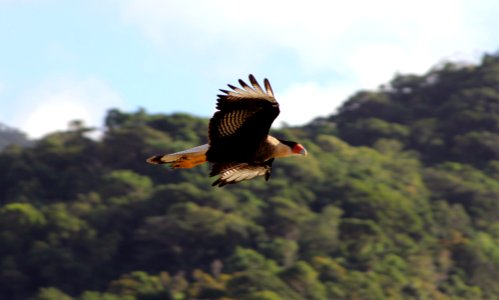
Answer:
(293, 144, 308, 156)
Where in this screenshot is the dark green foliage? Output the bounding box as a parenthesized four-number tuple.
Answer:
(333, 54, 499, 167)
(1, 53, 499, 299)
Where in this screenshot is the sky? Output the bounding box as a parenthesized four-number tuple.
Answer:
(0, 0, 498, 138)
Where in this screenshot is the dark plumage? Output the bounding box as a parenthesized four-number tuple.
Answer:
(146, 74, 307, 187)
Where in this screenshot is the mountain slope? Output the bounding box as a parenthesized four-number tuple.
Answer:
(1, 55, 499, 299)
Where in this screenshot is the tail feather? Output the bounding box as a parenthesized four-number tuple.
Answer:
(147, 155, 164, 164)
(146, 144, 209, 169)
(146, 153, 183, 164)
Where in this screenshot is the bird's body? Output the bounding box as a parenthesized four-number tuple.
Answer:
(147, 75, 307, 186)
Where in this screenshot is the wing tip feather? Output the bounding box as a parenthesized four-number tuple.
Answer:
(211, 178, 226, 187)
(238, 78, 246, 87)
(217, 74, 276, 101)
(264, 78, 274, 97)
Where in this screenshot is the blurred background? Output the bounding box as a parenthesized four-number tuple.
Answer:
(1, 0, 498, 137)
(1, 1, 499, 300)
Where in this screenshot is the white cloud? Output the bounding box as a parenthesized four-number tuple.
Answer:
(11, 77, 125, 139)
(113, 0, 498, 124)
(116, 0, 494, 67)
(278, 81, 357, 126)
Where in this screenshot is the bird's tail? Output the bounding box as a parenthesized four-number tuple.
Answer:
(146, 144, 209, 169)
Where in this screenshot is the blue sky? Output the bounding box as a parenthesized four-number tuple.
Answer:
(0, 0, 498, 138)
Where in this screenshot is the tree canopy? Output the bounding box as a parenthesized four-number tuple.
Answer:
(1, 54, 499, 299)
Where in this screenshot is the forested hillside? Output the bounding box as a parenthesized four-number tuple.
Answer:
(1, 54, 499, 300)
(0, 122, 31, 151)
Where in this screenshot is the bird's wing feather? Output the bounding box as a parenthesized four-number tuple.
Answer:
(210, 160, 273, 187)
(207, 75, 279, 162)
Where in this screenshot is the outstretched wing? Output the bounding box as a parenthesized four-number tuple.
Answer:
(206, 74, 279, 162)
(210, 159, 274, 187)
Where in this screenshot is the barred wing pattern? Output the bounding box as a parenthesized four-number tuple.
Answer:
(206, 75, 280, 185)
(206, 74, 280, 163)
(210, 159, 274, 187)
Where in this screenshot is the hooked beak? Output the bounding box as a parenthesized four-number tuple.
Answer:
(293, 144, 308, 156)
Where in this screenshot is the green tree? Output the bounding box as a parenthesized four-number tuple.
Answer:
(33, 287, 73, 300)
(280, 261, 327, 300)
(107, 271, 169, 300)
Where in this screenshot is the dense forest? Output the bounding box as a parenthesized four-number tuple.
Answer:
(1, 54, 499, 300)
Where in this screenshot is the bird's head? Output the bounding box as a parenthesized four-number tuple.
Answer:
(278, 139, 308, 156)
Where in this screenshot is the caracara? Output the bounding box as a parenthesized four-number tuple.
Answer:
(146, 74, 307, 187)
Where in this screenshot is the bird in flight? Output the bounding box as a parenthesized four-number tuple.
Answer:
(146, 74, 307, 187)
